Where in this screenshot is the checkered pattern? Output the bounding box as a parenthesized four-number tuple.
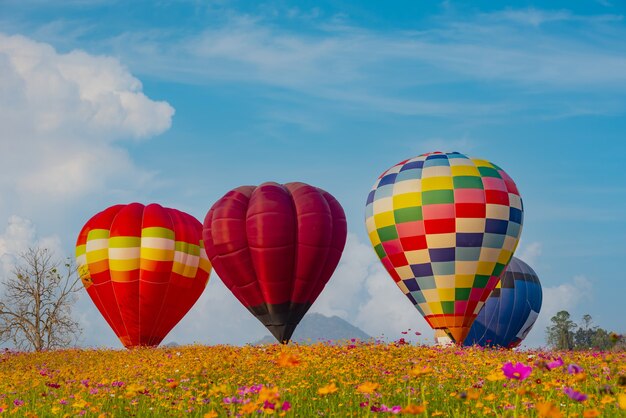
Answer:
(365, 152, 523, 343)
(464, 256, 542, 348)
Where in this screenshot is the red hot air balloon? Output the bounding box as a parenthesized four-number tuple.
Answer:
(75, 203, 211, 348)
(203, 182, 347, 343)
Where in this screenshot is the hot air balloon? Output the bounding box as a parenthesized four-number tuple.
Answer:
(365, 152, 523, 343)
(434, 329, 453, 346)
(76, 203, 211, 348)
(464, 256, 542, 348)
(203, 182, 347, 343)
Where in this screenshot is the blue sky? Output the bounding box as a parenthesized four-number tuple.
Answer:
(0, 0, 624, 348)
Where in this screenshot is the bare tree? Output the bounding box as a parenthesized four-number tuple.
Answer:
(0, 247, 82, 351)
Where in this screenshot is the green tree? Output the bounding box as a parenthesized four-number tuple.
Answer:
(589, 328, 613, 351)
(546, 310, 576, 350)
(574, 314, 596, 349)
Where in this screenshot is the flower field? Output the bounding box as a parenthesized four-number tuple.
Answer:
(0, 341, 624, 417)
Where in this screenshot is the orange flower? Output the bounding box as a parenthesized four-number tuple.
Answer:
(356, 382, 380, 394)
(583, 410, 600, 418)
(401, 404, 425, 414)
(241, 402, 260, 414)
(467, 389, 480, 400)
(618, 393, 626, 410)
(317, 383, 338, 395)
(277, 352, 300, 367)
(536, 402, 562, 418)
(203, 412, 218, 418)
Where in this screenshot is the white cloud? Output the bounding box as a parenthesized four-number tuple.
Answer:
(516, 241, 543, 267)
(164, 273, 267, 346)
(96, 8, 626, 122)
(520, 275, 593, 348)
(0, 216, 62, 275)
(0, 33, 173, 205)
(310, 234, 374, 319)
(312, 234, 433, 344)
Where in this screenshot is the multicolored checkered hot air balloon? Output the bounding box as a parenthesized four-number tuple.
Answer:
(365, 152, 523, 344)
(203, 182, 347, 343)
(464, 256, 542, 348)
(76, 203, 211, 348)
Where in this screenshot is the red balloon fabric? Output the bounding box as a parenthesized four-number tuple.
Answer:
(76, 203, 211, 348)
(203, 182, 347, 343)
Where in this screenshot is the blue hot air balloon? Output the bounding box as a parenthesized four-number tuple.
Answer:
(463, 257, 542, 348)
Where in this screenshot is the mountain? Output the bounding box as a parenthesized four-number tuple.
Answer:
(254, 313, 371, 345)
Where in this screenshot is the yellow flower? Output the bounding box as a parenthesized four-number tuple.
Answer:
(258, 386, 280, 403)
(356, 382, 380, 394)
(208, 384, 229, 397)
(72, 399, 88, 410)
(203, 412, 218, 418)
(484, 394, 496, 402)
(618, 393, 626, 410)
(408, 366, 433, 378)
(318, 382, 338, 395)
(486, 371, 505, 381)
(125, 383, 146, 396)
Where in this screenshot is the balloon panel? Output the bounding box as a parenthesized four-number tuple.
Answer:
(464, 256, 542, 348)
(76, 203, 211, 348)
(203, 182, 347, 343)
(365, 152, 523, 343)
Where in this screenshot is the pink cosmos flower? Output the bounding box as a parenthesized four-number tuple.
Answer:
(502, 362, 532, 380)
(567, 363, 583, 374)
(281, 401, 291, 411)
(547, 357, 564, 370)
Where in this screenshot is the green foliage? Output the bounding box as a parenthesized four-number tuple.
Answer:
(547, 311, 620, 351)
(546, 310, 576, 350)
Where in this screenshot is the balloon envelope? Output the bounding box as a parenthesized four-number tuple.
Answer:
(365, 152, 523, 343)
(76, 203, 211, 348)
(464, 256, 542, 348)
(203, 182, 347, 343)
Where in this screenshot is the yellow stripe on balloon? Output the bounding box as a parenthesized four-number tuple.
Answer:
(109, 258, 140, 272)
(140, 247, 175, 261)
